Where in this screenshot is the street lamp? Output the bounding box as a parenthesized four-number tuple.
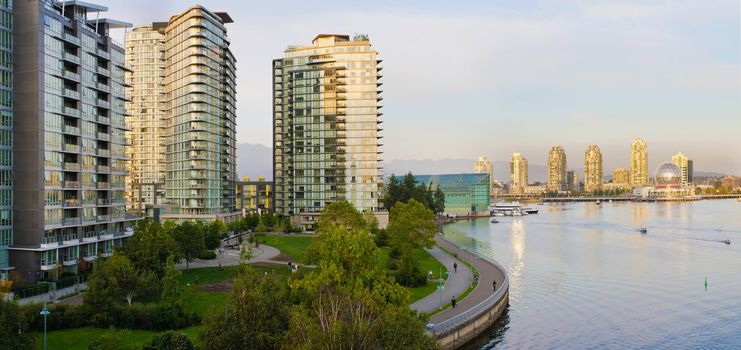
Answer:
(40, 301, 50, 350)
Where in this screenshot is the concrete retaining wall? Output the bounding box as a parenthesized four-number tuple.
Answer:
(436, 289, 509, 350)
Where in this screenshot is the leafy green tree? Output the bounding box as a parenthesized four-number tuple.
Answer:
(304, 225, 379, 284)
(85, 254, 156, 308)
(0, 300, 34, 350)
(433, 185, 445, 214)
(316, 201, 368, 233)
(387, 199, 436, 252)
(171, 221, 206, 268)
(160, 256, 184, 313)
(119, 219, 178, 278)
(205, 221, 226, 250)
(143, 331, 195, 350)
(199, 267, 290, 350)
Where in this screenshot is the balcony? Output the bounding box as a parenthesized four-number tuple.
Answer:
(62, 124, 80, 135)
(62, 70, 80, 82)
(96, 66, 110, 76)
(95, 82, 110, 93)
(82, 216, 96, 224)
(61, 106, 81, 118)
(62, 162, 80, 171)
(96, 132, 110, 141)
(63, 199, 80, 207)
(96, 149, 110, 157)
(63, 180, 80, 188)
(62, 217, 81, 226)
(96, 99, 110, 109)
(62, 52, 80, 65)
(62, 88, 80, 100)
(96, 215, 111, 223)
(97, 198, 111, 205)
(97, 165, 110, 173)
(63, 33, 81, 46)
(97, 182, 110, 189)
(62, 143, 80, 153)
(96, 48, 110, 60)
(96, 115, 110, 124)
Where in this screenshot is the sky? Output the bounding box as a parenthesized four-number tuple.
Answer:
(97, 0, 741, 174)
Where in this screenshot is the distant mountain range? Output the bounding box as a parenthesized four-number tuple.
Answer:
(234, 146, 728, 183)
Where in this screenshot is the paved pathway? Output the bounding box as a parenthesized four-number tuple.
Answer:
(429, 234, 506, 324)
(410, 246, 473, 313)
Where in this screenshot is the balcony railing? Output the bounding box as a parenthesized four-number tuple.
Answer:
(97, 182, 110, 189)
(62, 125, 80, 135)
(96, 66, 110, 76)
(96, 115, 110, 124)
(97, 149, 110, 157)
(63, 33, 81, 46)
(62, 70, 80, 81)
(96, 215, 111, 222)
(62, 106, 80, 118)
(62, 162, 80, 171)
(62, 180, 80, 188)
(95, 82, 110, 92)
(97, 165, 110, 173)
(62, 217, 81, 226)
(96, 132, 110, 141)
(62, 144, 80, 153)
(63, 199, 80, 207)
(96, 48, 110, 59)
(96, 99, 110, 109)
(62, 88, 80, 100)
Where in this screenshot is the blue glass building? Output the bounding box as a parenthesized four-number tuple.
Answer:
(415, 173, 490, 216)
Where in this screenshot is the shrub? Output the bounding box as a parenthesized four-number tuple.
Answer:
(143, 331, 195, 350)
(392, 260, 427, 287)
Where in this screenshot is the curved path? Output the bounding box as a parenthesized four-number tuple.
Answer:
(428, 234, 506, 325)
(410, 246, 473, 313)
(175, 244, 281, 270)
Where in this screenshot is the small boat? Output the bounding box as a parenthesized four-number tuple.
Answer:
(490, 219, 499, 224)
(523, 208, 539, 214)
(722, 239, 731, 245)
(640, 227, 647, 234)
(596, 200, 601, 205)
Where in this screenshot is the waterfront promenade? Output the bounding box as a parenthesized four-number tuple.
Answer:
(410, 246, 473, 313)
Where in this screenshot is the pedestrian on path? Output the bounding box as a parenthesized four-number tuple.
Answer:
(453, 262, 458, 273)
(492, 280, 497, 291)
(451, 297, 457, 308)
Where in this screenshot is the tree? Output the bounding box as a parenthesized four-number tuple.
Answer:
(316, 201, 368, 233)
(433, 186, 445, 214)
(85, 254, 156, 309)
(0, 300, 34, 350)
(205, 221, 226, 250)
(119, 219, 178, 278)
(143, 331, 195, 350)
(304, 225, 379, 285)
(160, 256, 184, 313)
(387, 199, 436, 252)
(199, 267, 290, 350)
(171, 221, 206, 269)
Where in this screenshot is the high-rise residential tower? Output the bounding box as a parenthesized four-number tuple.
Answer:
(0, 0, 12, 280)
(612, 168, 630, 184)
(126, 6, 238, 222)
(124, 25, 166, 212)
(566, 170, 580, 191)
(474, 156, 494, 193)
(273, 34, 383, 224)
(630, 138, 649, 187)
(672, 152, 693, 186)
(547, 146, 567, 192)
(584, 145, 603, 192)
(510, 153, 528, 194)
(11, 0, 137, 281)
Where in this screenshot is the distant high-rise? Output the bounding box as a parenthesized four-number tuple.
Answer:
(630, 138, 649, 187)
(474, 156, 494, 193)
(672, 152, 693, 186)
(510, 153, 528, 194)
(566, 170, 580, 191)
(126, 6, 238, 222)
(273, 34, 383, 223)
(0, 0, 11, 280)
(612, 168, 630, 184)
(547, 146, 567, 192)
(584, 145, 603, 192)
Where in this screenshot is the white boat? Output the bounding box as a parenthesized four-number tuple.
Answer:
(596, 200, 601, 205)
(491, 202, 524, 216)
(640, 227, 647, 234)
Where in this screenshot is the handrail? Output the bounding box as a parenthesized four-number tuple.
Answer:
(430, 236, 510, 335)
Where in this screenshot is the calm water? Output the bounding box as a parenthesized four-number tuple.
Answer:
(443, 199, 741, 350)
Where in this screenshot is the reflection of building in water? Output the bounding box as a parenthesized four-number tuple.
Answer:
(633, 162, 694, 200)
(631, 202, 649, 226)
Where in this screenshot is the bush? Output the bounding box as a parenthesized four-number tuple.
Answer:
(392, 260, 427, 287)
(198, 250, 217, 260)
(143, 331, 195, 350)
(374, 229, 389, 247)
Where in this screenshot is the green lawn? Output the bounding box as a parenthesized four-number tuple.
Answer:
(377, 247, 447, 304)
(34, 325, 204, 350)
(258, 234, 314, 262)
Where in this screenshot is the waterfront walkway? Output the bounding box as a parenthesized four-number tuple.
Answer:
(410, 246, 473, 313)
(428, 234, 506, 325)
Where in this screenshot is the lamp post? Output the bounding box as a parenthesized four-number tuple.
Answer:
(40, 301, 50, 350)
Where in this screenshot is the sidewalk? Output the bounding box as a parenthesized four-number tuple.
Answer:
(429, 234, 506, 324)
(410, 246, 473, 313)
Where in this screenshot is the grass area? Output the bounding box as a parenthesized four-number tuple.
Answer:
(138, 263, 289, 317)
(258, 234, 314, 262)
(34, 325, 204, 350)
(378, 247, 447, 304)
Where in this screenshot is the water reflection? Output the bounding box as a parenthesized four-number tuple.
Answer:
(443, 200, 741, 349)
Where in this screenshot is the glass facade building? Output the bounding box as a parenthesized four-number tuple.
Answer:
(547, 146, 567, 192)
(11, 0, 137, 281)
(236, 176, 273, 213)
(273, 34, 383, 220)
(415, 174, 490, 216)
(126, 7, 238, 222)
(631, 138, 649, 187)
(584, 145, 603, 192)
(509, 153, 528, 194)
(0, 0, 11, 280)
